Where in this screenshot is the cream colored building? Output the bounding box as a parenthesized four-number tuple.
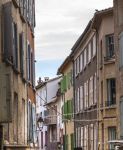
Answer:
(57, 55, 74, 150)
(96, 8, 117, 150)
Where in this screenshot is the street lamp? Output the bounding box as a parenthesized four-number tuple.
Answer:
(37, 117, 44, 131)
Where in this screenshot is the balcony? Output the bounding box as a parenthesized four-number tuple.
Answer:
(44, 116, 57, 125)
(44, 108, 57, 125)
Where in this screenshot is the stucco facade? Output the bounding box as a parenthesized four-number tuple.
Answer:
(0, 0, 36, 149)
(57, 56, 74, 150)
(96, 9, 117, 150)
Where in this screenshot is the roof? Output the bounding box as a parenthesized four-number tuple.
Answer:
(71, 7, 113, 54)
(36, 76, 62, 90)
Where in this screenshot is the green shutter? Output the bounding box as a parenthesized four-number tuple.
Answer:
(71, 133, 74, 150)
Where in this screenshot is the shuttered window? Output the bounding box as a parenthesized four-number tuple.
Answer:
(81, 127, 84, 148)
(106, 34, 114, 58)
(108, 127, 116, 150)
(84, 82, 87, 109)
(80, 53, 83, 72)
(71, 133, 74, 150)
(3, 2, 13, 63)
(13, 23, 18, 69)
(120, 97, 123, 138)
(93, 34, 96, 57)
(13, 93, 18, 142)
(27, 44, 31, 80)
(19, 33, 24, 76)
(119, 32, 123, 68)
(94, 73, 97, 104)
(88, 42, 91, 62)
(84, 49, 86, 68)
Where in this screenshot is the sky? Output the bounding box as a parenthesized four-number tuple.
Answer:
(35, 0, 113, 83)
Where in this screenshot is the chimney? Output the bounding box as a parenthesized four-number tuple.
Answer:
(37, 77, 42, 85)
(44, 77, 49, 82)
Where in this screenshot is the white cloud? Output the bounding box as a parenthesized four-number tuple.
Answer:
(35, 0, 113, 61)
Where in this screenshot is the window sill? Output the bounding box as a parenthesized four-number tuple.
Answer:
(104, 56, 115, 65)
(105, 104, 116, 110)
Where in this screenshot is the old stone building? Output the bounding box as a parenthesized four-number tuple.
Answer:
(113, 0, 123, 149)
(57, 54, 74, 150)
(71, 17, 97, 149)
(0, 0, 36, 149)
(95, 8, 116, 150)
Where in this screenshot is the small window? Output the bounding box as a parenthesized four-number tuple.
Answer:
(108, 127, 116, 150)
(106, 78, 116, 106)
(106, 34, 114, 58)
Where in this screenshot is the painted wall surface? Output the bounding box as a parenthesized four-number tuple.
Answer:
(36, 85, 47, 150)
(46, 77, 61, 103)
(98, 12, 116, 150)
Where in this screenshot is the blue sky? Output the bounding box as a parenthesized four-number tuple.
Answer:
(35, 0, 113, 82)
(35, 59, 63, 82)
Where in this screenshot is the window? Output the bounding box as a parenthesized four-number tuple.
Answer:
(84, 82, 87, 109)
(88, 43, 91, 62)
(100, 40, 103, 65)
(84, 49, 86, 68)
(93, 35, 96, 57)
(106, 34, 114, 58)
(80, 53, 83, 72)
(80, 86, 84, 111)
(89, 76, 93, 107)
(77, 56, 80, 74)
(86, 46, 89, 64)
(90, 124, 94, 150)
(13, 93, 18, 143)
(22, 99, 25, 143)
(108, 127, 116, 150)
(81, 127, 84, 148)
(27, 43, 31, 80)
(94, 73, 97, 104)
(77, 87, 80, 112)
(19, 33, 24, 76)
(106, 78, 116, 106)
(74, 60, 77, 77)
(13, 23, 18, 69)
(86, 81, 89, 108)
(119, 32, 123, 68)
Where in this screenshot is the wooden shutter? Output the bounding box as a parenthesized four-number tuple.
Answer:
(19, 33, 24, 76)
(3, 2, 13, 63)
(119, 32, 123, 68)
(0, 65, 12, 123)
(13, 23, 18, 69)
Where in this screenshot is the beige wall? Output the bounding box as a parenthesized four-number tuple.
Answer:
(97, 13, 116, 150)
(62, 61, 74, 150)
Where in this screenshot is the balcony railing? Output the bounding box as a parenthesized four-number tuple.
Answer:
(105, 101, 116, 107)
(44, 116, 57, 125)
